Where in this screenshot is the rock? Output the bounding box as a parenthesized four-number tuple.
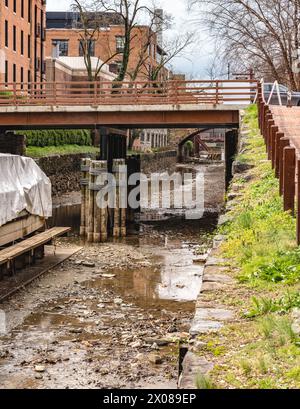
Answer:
(148, 353, 163, 365)
(151, 343, 159, 350)
(35, 373, 43, 379)
(34, 365, 45, 373)
(178, 352, 214, 389)
(232, 161, 254, 174)
(114, 298, 123, 305)
(82, 261, 95, 268)
(193, 255, 208, 263)
(203, 273, 234, 285)
(101, 274, 116, 279)
(167, 326, 178, 333)
(69, 328, 83, 334)
(130, 341, 142, 348)
(144, 338, 170, 347)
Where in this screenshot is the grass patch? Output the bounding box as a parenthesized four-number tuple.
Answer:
(26, 144, 99, 158)
(219, 106, 297, 286)
(198, 105, 300, 389)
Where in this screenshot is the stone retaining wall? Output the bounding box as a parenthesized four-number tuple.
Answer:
(36, 153, 96, 197)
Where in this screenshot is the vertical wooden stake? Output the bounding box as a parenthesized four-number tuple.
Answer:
(93, 161, 102, 243)
(113, 159, 120, 238)
(279, 137, 289, 196)
(283, 147, 296, 214)
(100, 160, 108, 242)
(297, 159, 300, 245)
(80, 158, 89, 237)
(87, 161, 95, 242)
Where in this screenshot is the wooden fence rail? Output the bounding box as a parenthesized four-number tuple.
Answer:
(257, 82, 300, 244)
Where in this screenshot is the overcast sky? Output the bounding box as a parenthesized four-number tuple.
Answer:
(47, 0, 214, 77)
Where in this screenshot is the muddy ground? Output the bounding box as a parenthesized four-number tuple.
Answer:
(0, 220, 216, 389)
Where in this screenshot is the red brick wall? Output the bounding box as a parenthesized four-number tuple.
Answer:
(0, 1, 46, 84)
(46, 26, 168, 82)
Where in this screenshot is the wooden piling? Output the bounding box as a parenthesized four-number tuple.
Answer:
(119, 159, 127, 237)
(93, 161, 102, 243)
(100, 161, 108, 242)
(113, 159, 121, 238)
(87, 161, 95, 242)
(80, 158, 89, 237)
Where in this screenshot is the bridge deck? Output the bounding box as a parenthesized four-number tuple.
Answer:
(0, 104, 243, 129)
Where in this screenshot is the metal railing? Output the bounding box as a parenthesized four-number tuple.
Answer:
(0, 79, 258, 107)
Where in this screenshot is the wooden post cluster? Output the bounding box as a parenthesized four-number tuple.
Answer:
(80, 158, 127, 242)
(112, 159, 127, 238)
(257, 89, 300, 243)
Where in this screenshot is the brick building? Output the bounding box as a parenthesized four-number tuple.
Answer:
(0, 0, 46, 84)
(45, 11, 168, 82)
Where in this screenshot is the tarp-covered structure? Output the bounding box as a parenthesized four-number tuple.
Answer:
(0, 154, 52, 227)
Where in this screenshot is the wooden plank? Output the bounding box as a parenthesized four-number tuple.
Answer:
(0, 227, 71, 265)
(0, 215, 45, 247)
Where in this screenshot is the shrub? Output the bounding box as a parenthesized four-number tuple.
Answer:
(20, 129, 92, 147)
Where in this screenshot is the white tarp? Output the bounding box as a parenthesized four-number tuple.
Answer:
(0, 154, 52, 227)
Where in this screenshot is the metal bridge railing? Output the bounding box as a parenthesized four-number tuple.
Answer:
(0, 79, 258, 107)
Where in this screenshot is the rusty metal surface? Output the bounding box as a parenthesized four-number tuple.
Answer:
(0, 108, 240, 129)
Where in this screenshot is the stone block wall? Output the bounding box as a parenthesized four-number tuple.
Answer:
(36, 153, 97, 196)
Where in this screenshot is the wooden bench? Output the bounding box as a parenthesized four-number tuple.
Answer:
(0, 227, 71, 270)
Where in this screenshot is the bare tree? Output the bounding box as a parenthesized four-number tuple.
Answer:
(72, 0, 121, 81)
(190, 0, 300, 90)
(74, 0, 194, 85)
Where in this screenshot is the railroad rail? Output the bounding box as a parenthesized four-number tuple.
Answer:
(0, 79, 258, 107)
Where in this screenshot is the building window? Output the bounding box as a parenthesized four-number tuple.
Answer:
(79, 40, 95, 57)
(13, 64, 16, 83)
(116, 36, 125, 53)
(5, 61, 8, 83)
(13, 0, 16, 13)
(21, 0, 24, 18)
(28, 35, 31, 58)
(5, 0, 8, 8)
(13, 26, 16, 51)
(5, 21, 8, 48)
(52, 40, 69, 57)
(21, 31, 24, 55)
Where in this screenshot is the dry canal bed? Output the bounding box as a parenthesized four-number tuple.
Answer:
(0, 218, 216, 389)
